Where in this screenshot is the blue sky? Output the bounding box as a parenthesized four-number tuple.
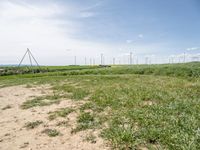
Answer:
(0, 0, 200, 65)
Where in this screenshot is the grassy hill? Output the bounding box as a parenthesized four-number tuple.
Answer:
(1, 62, 200, 78)
(0, 62, 200, 149)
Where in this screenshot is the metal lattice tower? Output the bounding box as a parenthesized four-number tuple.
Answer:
(18, 48, 40, 68)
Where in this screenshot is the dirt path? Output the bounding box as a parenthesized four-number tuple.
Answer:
(0, 85, 109, 150)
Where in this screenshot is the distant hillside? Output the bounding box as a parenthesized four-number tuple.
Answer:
(0, 62, 200, 78)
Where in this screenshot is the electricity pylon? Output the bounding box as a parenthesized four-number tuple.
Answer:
(18, 48, 40, 68)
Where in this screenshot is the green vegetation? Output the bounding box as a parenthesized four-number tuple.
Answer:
(24, 120, 43, 129)
(42, 129, 60, 137)
(53, 84, 90, 100)
(0, 65, 101, 76)
(56, 62, 200, 78)
(72, 112, 96, 133)
(56, 121, 69, 127)
(21, 85, 89, 109)
(21, 94, 62, 109)
(1, 62, 200, 149)
(1, 62, 200, 79)
(84, 134, 97, 144)
(71, 88, 89, 100)
(48, 108, 74, 120)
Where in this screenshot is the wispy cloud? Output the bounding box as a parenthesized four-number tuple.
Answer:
(82, 1, 103, 11)
(126, 34, 143, 44)
(0, 1, 117, 65)
(0, 1, 65, 20)
(78, 1, 102, 18)
(1, 0, 192, 65)
(80, 11, 96, 18)
(138, 34, 144, 38)
(126, 40, 134, 44)
(186, 47, 200, 51)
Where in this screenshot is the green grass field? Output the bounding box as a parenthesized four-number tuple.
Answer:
(0, 62, 200, 149)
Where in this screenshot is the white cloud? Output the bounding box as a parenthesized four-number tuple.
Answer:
(176, 53, 187, 58)
(80, 11, 96, 18)
(126, 40, 134, 44)
(0, 1, 173, 65)
(145, 54, 155, 58)
(83, 2, 102, 11)
(79, 1, 102, 18)
(188, 53, 200, 58)
(0, 1, 117, 65)
(138, 34, 143, 38)
(0, 1, 66, 22)
(186, 47, 200, 51)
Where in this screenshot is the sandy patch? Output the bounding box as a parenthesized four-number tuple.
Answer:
(0, 85, 109, 150)
(142, 100, 156, 106)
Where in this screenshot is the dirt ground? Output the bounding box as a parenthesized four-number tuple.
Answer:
(0, 85, 109, 150)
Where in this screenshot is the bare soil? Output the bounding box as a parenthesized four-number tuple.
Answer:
(0, 85, 109, 150)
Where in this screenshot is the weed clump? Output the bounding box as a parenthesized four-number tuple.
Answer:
(24, 120, 43, 129)
(21, 95, 62, 109)
(56, 121, 69, 127)
(72, 112, 100, 133)
(84, 134, 97, 144)
(48, 108, 74, 120)
(42, 129, 60, 137)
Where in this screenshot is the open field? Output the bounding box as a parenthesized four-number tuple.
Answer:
(0, 63, 200, 150)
